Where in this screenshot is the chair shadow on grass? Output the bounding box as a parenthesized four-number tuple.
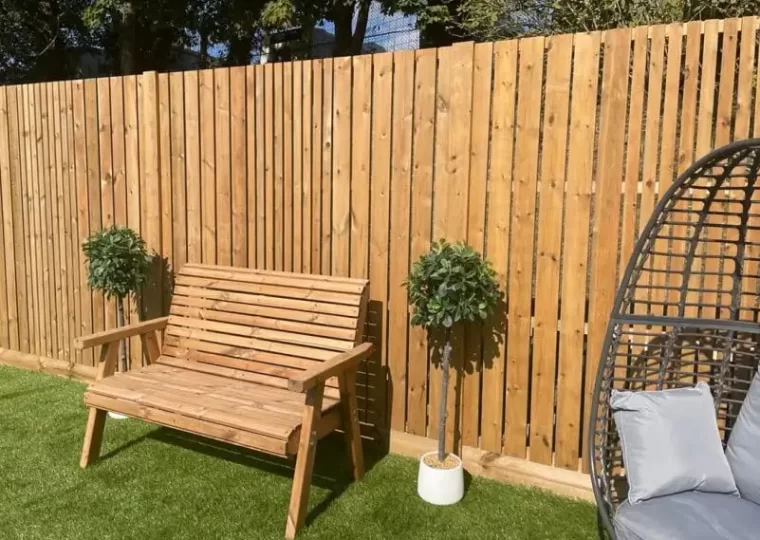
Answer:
(104, 426, 386, 526)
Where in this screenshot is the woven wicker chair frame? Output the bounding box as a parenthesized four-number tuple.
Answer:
(589, 139, 760, 537)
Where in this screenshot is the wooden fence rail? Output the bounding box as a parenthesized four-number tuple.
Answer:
(0, 16, 759, 474)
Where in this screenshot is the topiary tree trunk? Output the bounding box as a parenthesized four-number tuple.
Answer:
(438, 329, 453, 462)
(117, 296, 127, 373)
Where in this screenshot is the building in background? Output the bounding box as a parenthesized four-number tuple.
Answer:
(260, 2, 418, 63)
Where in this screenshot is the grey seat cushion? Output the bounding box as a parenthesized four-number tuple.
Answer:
(615, 491, 760, 540)
(726, 370, 760, 505)
(611, 382, 738, 504)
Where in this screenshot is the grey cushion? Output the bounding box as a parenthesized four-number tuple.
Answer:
(615, 491, 760, 540)
(726, 370, 760, 505)
(612, 382, 738, 504)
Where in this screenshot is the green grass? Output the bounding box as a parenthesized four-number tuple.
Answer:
(0, 366, 596, 539)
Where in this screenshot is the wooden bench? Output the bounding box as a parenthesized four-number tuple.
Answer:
(75, 264, 372, 539)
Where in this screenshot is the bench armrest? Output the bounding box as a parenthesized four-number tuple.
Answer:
(288, 342, 373, 393)
(74, 317, 170, 350)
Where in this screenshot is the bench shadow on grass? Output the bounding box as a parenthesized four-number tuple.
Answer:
(103, 427, 386, 526)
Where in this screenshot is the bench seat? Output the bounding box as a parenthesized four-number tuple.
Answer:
(85, 363, 343, 456)
(75, 264, 371, 539)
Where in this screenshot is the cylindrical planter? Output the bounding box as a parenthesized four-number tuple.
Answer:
(417, 451, 464, 505)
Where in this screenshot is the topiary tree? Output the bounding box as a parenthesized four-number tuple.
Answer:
(405, 239, 500, 462)
(83, 226, 152, 373)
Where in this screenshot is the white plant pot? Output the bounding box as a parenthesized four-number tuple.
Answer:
(108, 411, 128, 420)
(417, 451, 464, 505)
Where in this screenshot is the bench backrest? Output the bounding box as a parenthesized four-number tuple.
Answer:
(160, 264, 369, 391)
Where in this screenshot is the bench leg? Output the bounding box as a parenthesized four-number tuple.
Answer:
(286, 384, 324, 539)
(339, 371, 364, 480)
(80, 407, 107, 468)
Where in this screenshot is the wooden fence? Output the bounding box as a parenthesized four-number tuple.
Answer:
(0, 16, 759, 474)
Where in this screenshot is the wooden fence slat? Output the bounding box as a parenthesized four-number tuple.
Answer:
(696, 21, 722, 316)
(351, 54, 372, 422)
(674, 23, 701, 319)
(36, 84, 54, 356)
(583, 28, 631, 473)
(73, 80, 94, 365)
(321, 59, 334, 275)
(110, 78, 127, 229)
(273, 62, 284, 271)
(51, 82, 70, 362)
(283, 62, 293, 272)
(530, 33, 572, 466)
(311, 62, 323, 274)
(170, 71, 188, 271)
(657, 23, 684, 311)
(387, 50, 414, 433)
(619, 26, 648, 269)
(301, 62, 313, 273)
(123, 76, 141, 367)
(292, 62, 303, 273)
(480, 39, 518, 453)
(446, 41, 474, 453)
(245, 66, 257, 268)
(65, 81, 83, 364)
(230, 66, 246, 268)
(368, 52, 393, 431)
(635, 26, 666, 314)
(332, 57, 352, 278)
(0, 90, 11, 349)
(554, 32, 600, 471)
(214, 68, 231, 267)
(504, 36, 544, 459)
(185, 71, 202, 265)
(200, 69, 216, 265)
(264, 63, 275, 270)
(140, 72, 163, 320)
(5, 87, 29, 354)
(462, 42, 492, 448)
(24, 85, 41, 356)
(110, 76, 128, 362)
(88, 81, 105, 344)
(255, 65, 266, 268)
(737, 18, 758, 318)
(97, 77, 117, 336)
(0, 88, 20, 351)
(405, 48, 436, 436)
(158, 73, 172, 313)
(42, 84, 62, 358)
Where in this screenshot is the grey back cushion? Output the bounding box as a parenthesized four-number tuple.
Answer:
(611, 382, 738, 504)
(726, 370, 760, 505)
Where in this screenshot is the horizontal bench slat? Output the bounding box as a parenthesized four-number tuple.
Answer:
(181, 263, 368, 292)
(173, 285, 361, 318)
(165, 326, 336, 361)
(163, 337, 322, 372)
(169, 304, 357, 340)
(167, 315, 355, 352)
(175, 275, 364, 306)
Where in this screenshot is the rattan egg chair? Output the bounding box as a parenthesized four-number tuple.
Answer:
(589, 139, 760, 537)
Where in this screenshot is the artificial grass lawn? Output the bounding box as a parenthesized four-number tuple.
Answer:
(0, 366, 596, 539)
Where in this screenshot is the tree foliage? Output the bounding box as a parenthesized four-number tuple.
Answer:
(450, 0, 760, 40)
(406, 240, 500, 331)
(82, 226, 151, 300)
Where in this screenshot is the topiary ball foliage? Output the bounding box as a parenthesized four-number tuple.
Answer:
(82, 226, 152, 300)
(405, 239, 500, 330)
